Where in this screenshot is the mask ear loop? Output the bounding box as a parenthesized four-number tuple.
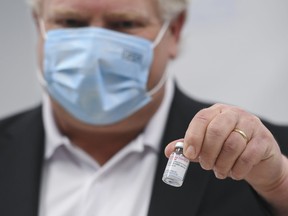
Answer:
(148, 70, 169, 96)
(37, 68, 48, 88)
(39, 19, 47, 40)
(148, 20, 171, 96)
(152, 21, 171, 48)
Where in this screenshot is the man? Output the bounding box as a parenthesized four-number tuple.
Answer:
(0, 0, 288, 215)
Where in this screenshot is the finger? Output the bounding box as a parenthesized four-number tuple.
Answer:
(183, 104, 222, 160)
(199, 109, 239, 170)
(212, 114, 256, 178)
(231, 112, 257, 144)
(213, 130, 247, 179)
(229, 127, 274, 180)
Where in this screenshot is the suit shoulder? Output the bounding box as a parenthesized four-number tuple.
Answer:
(0, 106, 42, 133)
(262, 120, 288, 155)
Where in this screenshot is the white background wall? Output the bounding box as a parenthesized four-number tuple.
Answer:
(1, 0, 288, 124)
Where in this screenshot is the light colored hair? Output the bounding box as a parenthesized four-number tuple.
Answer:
(28, 0, 189, 21)
(158, 0, 189, 20)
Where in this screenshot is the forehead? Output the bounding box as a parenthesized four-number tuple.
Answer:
(42, 0, 161, 20)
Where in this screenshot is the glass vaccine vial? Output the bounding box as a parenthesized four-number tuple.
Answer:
(162, 141, 190, 187)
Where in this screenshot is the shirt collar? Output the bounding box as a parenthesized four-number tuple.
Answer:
(42, 92, 70, 159)
(42, 77, 174, 159)
(141, 77, 174, 152)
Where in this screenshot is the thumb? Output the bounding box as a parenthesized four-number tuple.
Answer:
(164, 139, 184, 158)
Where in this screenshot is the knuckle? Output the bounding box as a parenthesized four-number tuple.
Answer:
(231, 106, 246, 114)
(194, 108, 211, 123)
(184, 129, 200, 145)
(207, 124, 222, 138)
(213, 103, 226, 108)
(252, 115, 261, 123)
(248, 115, 261, 127)
(223, 138, 239, 153)
(258, 130, 273, 142)
(238, 153, 253, 166)
(238, 145, 259, 166)
(184, 129, 196, 140)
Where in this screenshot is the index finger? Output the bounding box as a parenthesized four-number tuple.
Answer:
(183, 104, 223, 160)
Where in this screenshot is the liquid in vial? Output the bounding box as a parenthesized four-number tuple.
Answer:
(162, 141, 190, 187)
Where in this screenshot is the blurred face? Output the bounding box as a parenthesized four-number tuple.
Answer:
(36, 0, 182, 130)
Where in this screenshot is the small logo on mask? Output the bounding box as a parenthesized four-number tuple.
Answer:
(122, 50, 143, 64)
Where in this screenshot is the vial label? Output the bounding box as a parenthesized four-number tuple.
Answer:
(162, 153, 190, 187)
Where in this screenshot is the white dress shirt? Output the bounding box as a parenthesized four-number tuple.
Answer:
(39, 78, 174, 216)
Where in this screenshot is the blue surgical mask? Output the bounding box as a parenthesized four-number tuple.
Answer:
(39, 22, 170, 125)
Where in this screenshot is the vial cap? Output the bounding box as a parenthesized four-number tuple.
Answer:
(175, 141, 184, 148)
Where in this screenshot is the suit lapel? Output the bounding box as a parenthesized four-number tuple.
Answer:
(148, 86, 212, 216)
(0, 107, 44, 216)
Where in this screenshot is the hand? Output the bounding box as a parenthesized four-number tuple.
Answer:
(165, 103, 287, 197)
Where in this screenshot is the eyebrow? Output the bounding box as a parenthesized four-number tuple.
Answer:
(45, 7, 156, 25)
(104, 12, 149, 21)
(46, 8, 90, 21)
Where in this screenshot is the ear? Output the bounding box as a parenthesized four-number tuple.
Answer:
(32, 11, 42, 34)
(31, 11, 45, 70)
(168, 11, 187, 59)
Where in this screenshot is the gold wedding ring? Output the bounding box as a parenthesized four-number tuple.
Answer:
(233, 128, 248, 144)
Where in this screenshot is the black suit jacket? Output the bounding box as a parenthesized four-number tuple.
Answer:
(1, 86, 288, 216)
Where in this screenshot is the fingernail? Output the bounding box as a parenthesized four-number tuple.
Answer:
(199, 157, 210, 170)
(185, 145, 196, 159)
(230, 172, 240, 181)
(214, 171, 225, 179)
